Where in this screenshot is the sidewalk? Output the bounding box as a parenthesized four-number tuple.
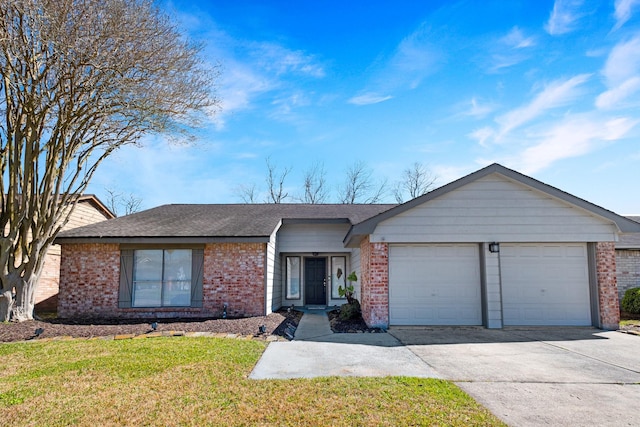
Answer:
(249, 312, 439, 379)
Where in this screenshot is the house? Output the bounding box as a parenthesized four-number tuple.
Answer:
(55, 164, 640, 329)
(36, 195, 115, 310)
(615, 216, 640, 306)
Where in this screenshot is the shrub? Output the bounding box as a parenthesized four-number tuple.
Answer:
(339, 299, 361, 320)
(621, 287, 640, 314)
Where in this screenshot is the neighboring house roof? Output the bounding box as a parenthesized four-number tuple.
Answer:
(617, 216, 640, 250)
(344, 163, 640, 246)
(55, 203, 396, 244)
(77, 195, 116, 220)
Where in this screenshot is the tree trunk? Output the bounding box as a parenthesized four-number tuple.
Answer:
(0, 289, 13, 322)
(11, 277, 35, 322)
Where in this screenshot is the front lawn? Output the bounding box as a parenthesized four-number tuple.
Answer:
(0, 338, 503, 426)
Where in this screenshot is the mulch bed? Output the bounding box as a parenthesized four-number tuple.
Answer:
(0, 309, 303, 343)
(327, 309, 384, 333)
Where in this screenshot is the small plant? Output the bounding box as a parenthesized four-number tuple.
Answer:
(338, 272, 358, 304)
(338, 272, 360, 320)
(622, 287, 640, 314)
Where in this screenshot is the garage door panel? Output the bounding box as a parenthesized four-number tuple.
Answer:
(502, 243, 591, 326)
(390, 244, 482, 326)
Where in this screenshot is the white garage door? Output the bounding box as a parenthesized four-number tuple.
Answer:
(389, 244, 482, 325)
(501, 243, 591, 326)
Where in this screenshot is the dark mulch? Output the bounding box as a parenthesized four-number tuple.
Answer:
(327, 309, 384, 333)
(0, 309, 303, 343)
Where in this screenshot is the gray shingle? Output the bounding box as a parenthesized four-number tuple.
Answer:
(56, 204, 396, 241)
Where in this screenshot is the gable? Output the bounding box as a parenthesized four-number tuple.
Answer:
(370, 173, 620, 244)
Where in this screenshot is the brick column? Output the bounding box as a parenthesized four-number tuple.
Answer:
(596, 242, 620, 330)
(360, 236, 389, 328)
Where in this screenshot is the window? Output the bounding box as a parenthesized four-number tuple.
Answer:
(331, 256, 346, 299)
(119, 248, 203, 309)
(286, 256, 301, 299)
(132, 249, 191, 307)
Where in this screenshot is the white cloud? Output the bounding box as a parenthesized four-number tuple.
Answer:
(596, 36, 640, 109)
(350, 22, 440, 102)
(545, 0, 585, 35)
(596, 76, 640, 109)
(613, 0, 640, 31)
(249, 42, 325, 78)
(501, 27, 536, 49)
(464, 98, 496, 118)
(510, 115, 637, 173)
(601, 36, 640, 85)
(348, 93, 393, 106)
(468, 127, 495, 147)
(495, 74, 591, 139)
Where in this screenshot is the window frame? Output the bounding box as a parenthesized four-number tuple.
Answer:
(330, 256, 347, 299)
(119, 245, 204, 309)
(285, 256, 301, 300)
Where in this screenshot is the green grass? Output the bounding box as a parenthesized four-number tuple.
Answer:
(0, 338, 504, 426)
(620, 319, 640, 327)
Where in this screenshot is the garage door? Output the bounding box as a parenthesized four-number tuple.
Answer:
(501, 243, 591, 326)
(389, 244, 482, 325)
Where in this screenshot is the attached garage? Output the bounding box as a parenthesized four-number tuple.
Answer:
(501, 243, 591, 326)
(389, 244, 482, 325)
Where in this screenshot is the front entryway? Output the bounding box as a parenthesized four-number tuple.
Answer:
(305, 257, 326, 305)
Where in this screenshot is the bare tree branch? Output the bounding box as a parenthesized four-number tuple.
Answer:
(338, 161, 387, 204)
(300, 161, 328, 204)
(236, 183, 258, 203)
(393, 162, 436, 203)
(265, 156, 291, 204)
(104, 188, 142, 217)
(0, 0, 219, 321)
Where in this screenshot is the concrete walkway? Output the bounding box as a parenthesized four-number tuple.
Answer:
(249, 312, 438, 379)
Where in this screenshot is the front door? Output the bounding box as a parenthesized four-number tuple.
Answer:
(304, 257, 326, 305)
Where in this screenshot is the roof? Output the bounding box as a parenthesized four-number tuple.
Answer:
(77, 194, 116, 219)
(344, 163, 640, 246)
(617, 216, 640, 249)
(55, 203, 396, 244)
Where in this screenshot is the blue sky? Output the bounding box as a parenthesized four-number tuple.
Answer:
(87, 0, 640, 214)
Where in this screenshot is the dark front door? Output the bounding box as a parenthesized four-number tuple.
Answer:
(304, 257, 326, 305)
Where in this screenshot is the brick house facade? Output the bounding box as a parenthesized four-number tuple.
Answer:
(56, 164, 640, 329)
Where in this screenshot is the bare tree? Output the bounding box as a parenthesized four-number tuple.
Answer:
(300, 161, 328, 204)
(104, 188, 143, 217)
(0, 0, 218, 321)
(393, 162, 437, 203)
(265, 157, 292, 203)
(338, 161, 387, 204)
(236, 183, 258, 203)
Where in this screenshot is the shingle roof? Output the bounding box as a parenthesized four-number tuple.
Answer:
(618, 216, 640, 249)
(55, 203, 396, 243)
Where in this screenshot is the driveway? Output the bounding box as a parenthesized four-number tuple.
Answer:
(389, 326, 640, 427)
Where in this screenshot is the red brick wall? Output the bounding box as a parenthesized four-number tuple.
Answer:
(203, 243, 265, 318)
(359, 236, 389, 328)
(616, 249, 640, 304)
(59, 242, 266, 319)
(596, 242, 620, 330)
(58, 243, 120, 318)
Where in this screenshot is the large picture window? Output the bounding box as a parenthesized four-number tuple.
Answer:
(331, 256, 346, 299)
(119, 247, 203, 309)
(286, 256, 301, 299)
(132, 249, 192, 307)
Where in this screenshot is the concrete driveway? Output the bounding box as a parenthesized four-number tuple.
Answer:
(389, 327, 640, 427)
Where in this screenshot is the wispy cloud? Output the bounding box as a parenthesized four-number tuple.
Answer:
(486, 27, 536, 73)
(460, 98, 497, 119)
(613, 0, 640, 31)
(596, 36, 640, 109)
(501, 27, 536, 49)
(249, 42, 325, 78)
(495, 74, 591, 139)
(350, 22, 440, 104)
(468, 127, 495, 147)
(348, 93, 393, 106)
(545, 0, 585, 35)
(506, 115, 637, 173)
